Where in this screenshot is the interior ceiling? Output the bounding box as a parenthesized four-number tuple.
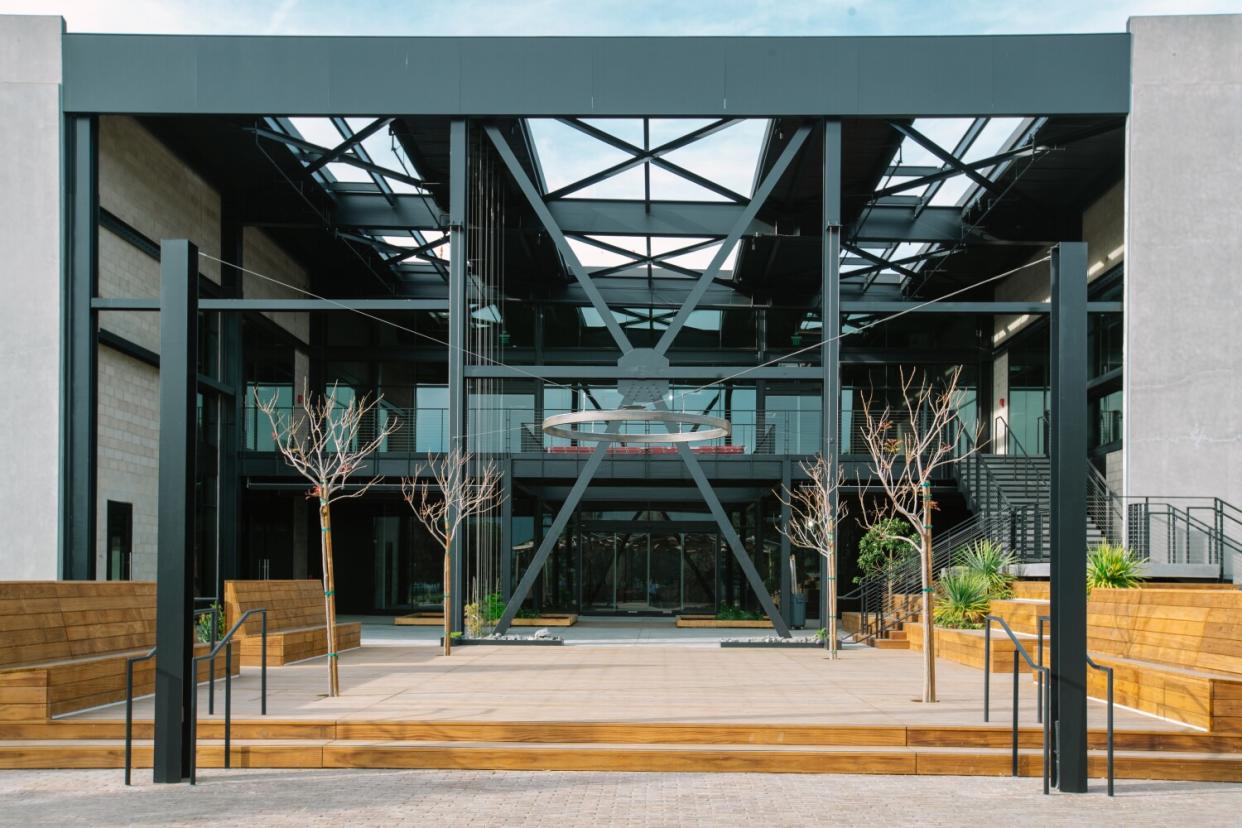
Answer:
(140, 111, 1124, 309)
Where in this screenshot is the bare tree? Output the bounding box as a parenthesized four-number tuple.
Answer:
(402, 448, 505, 656)
(858, 366, 979, 703)
(775, 454, 848, 659)
(255, 380, 399, 697)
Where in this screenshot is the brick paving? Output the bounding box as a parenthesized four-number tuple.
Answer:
(1, 768, 1240, 827)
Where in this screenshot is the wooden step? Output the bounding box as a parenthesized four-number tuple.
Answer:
(874, 638, 910, 650)
(3, 739, 1241, 781)
(887, 630, 908, 641)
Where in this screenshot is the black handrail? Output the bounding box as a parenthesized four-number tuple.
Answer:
(123, 647, 156, 786)
(983, 614, 1052, 794)
(124, 605, 220, 786)
(190, 607, 268, 784)
(1038, 614, 1114, 796)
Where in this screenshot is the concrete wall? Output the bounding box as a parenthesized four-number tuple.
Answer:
(95, 115, 223, 579)
(0, 16, 62, 579)
(1125, 16, 1242, 527)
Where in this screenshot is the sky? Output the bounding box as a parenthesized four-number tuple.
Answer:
(3, 0, 1241, 36)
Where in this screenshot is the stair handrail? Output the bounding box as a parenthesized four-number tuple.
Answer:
(189, 607, 269, 785)
(1037, 614, 1115, 796)
(982, 614, 1052, 795)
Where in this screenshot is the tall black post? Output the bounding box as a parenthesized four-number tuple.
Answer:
(153, 239, 198, 783)
(1050, 242, 1088, 792)
(62, 114, 98, 581)
(217, 197, 244, 596)
(500, 459, 513, 602)
(447, 119, 468, 635)
(779, 459, 793, 626)
(821, 119, 843, 628)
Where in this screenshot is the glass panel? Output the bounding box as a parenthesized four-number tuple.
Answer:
(616, 532, 648, 610)
(682, 534, 717, 612)
(649, 533, 682, 610)
(580, 531, 616, 610)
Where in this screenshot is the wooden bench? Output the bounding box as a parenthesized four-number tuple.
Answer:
(0, 581, 233, 721)
(995, 588, 1242, 732)
(224, 580, 361, 666)
(1081, 589, 1242, 732)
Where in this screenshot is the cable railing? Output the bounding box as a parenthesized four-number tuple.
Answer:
(123, 607, 268, 786)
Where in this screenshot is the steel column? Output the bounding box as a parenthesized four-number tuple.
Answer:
(153, 240, 198, 783)
(779, 458, 793, 626)
(62, 115, 98, 581)
(216, 197, 244, 595)
(447, 119, 468, 636)
(822, 119, 843, 630)
(1049, 241, 1088, 792)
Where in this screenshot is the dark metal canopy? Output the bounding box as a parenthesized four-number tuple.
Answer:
(63, 33, 1129, 117)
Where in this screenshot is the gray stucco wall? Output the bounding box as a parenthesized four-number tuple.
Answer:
(1125, 15, 1242, 524)
(0, 16, 62, 579)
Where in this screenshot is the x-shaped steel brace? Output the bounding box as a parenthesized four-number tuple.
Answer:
(486, 122, 811, 636)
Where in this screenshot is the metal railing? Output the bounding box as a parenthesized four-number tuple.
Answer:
(1037, 614, 1114, 796)
(982, 615, 1052, 794)
(123, 607, 268, 786)
(245, 404, 829, 456)
(190, 608, 268, 784)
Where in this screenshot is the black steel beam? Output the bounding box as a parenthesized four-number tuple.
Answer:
(63, 34, 1131, 116)
(447, 119, 468, 636)
(62, 115, 98, 581)
(1049, 241, 1088, 792)
(822, 118, 843, 631)
(655, 124, 812, 354)
(93, 298, 450, 311)
(153, 240, 198, 784)
(304, 117, 394, 175)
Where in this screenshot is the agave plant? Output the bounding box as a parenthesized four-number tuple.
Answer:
(1087, 542, 1143, 591)
(933, 569, 992, 629)
(955, 539, 1017, 599)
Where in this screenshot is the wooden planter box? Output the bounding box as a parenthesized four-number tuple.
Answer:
(676, 614, 774, 629)
(394, 613, 444, 626)
(511, 614, 578, 627)
(396, 613, 578, 628)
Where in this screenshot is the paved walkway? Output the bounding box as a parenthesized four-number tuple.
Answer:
(1, 768, 1239, 827)
(345, 614, 813, 646)
(71, 640, 1181, 731)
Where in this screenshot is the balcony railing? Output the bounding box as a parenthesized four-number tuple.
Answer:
(243, 405, 829, 456)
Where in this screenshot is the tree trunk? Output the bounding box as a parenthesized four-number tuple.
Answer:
(827, 536, 838, 660)
(442, 549, 452, 657)
(319, 501, 341, 697)
(921, 490, 936, 703)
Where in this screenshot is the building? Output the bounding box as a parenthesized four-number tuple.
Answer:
(1, 13, 1240, 639)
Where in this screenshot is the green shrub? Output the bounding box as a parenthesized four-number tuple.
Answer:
(1087, 542, 1143, 591)
(194, 602, 226, 644)
(955, 539, 1017, 598)
(716, 605, 765, 621)
(855, 518, 919, 584)
(933, 570, 992, 629)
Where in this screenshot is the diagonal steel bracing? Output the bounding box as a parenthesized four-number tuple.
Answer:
(486, 125, 633, 354)
(488, 121, 812, 636)
(654, 124, 811, 354)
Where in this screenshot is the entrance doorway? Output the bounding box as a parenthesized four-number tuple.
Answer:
(579, 523, 719, 613)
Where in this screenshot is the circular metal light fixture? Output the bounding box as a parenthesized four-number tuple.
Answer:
(541, 409, 731, 444)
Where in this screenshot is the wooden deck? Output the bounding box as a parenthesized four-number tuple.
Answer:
(5, 643, 1242, 780)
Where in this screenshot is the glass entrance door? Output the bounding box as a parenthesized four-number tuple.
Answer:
(581, 529, 688, 612)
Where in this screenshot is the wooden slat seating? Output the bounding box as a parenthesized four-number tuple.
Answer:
(0, 581, 233, 722)
(1011, 580, 1237, 601)
(1079, 589, 1242, 732)
(224, 580, 361, 666)
(994, 588, 1242, 732)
